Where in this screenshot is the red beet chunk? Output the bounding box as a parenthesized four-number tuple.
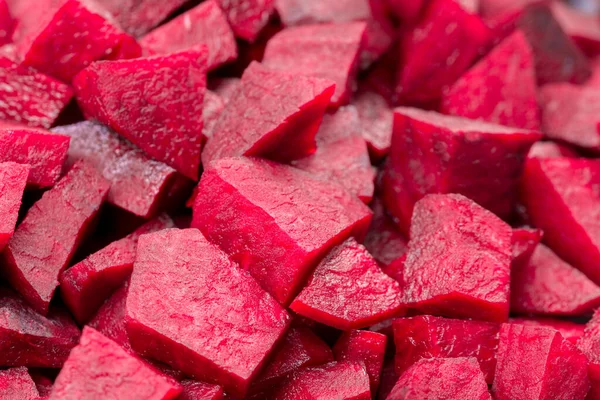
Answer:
(401, 194, 512, 322)
(1, 161, 109, 315)
(363, 198, 408, 268)
(378, 360, 399, 400)
(0, 0, 12, 46)
(215, 0, 275, 42)
(0, 368, 40, 400)
(292, 106, 376, 203)
(511, 227, 542, 269)
(393, 315, 500, 384)
(0, 287, 80, 368)
(528, 141, 579, 159)
(179, 381, 223, 400)
(511, 317, 585, 344)
(271, 361, 371, 400)
(577, 309, 600, 399)
(73, 50, 207, 180)
(140, 1, 237, 70)
(125, 228, 290, 397)
(385, 0, 425, 23)
(263, 22, 367, 106)
(0, 57, 72, 129)
(333, 330, 387, 394)
(551, 2, 600, 57)
(493, 323, 590, 400)
(0, 162, 28, 251)
(88, 284, 131, 350)
(353, 88, 393, 160)
(49, 327, 181, 400)
(382, 107, 541, 233)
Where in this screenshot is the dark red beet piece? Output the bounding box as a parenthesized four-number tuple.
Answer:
(385, 0, 425, 23)
(0, 287, 80, 368)
(550, 2, 600, 57)
(353, 88, 393, 160)
(382, 107, 541, 233)
(363, 198, 408, 268)
(178, 381, 223, 400)
(49, 327, 181, 400)
(191, 157, 372, 305)
(52, 121, 178, 218)
(528, 141, 579, 159)
(202, 62, 334, 165)
(215, 0, 275, 43)
(140, 0, 237, 70)
(511, 227, 542, 270)
(125, 228, 291, 397)
(577, 309, 600, 399)
(479, 0, 538, 19)
(292, 106, 376, 203)
(73, 50, 207, 180)
(400, 194, 512, 322)
(0, 162, 28, 251)
(511, 317, 585, 344)
(263, 22, 367, 106)
(493, 323, 590, 400)
(88, 284, 131, 350)
(0, 368, 40, 400)
(29, 372, 53, 398)
(333, 330, 387, 394)
(393, 315, 500, 384)
(0, 0, 12, 46)
(1, 161, 109, 315)
(378, 360, 398, 400)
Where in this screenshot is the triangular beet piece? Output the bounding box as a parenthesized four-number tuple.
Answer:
(0, 368, 40, 399)
(550, 1, 600, 57)
(0, 162, 28, 251)
(442, 30, 540, 131)
(215, 0, 275, 42)
(577, 309, 600, 399)
(353, 87, 394, 160)
(202, 62, 334, 164)
(511, 317, 585, 344)
(363, 198, 408, 268)
(400, 194, 512, 322)
(73, 50, 208, 180)
(291, 238, 405, 330)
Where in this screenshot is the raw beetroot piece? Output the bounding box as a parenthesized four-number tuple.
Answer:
(493, 323, 590, 400)
(263, 22, 367, 106)
(1, 161, 109, 315)
(30, 372, 53, 398)
(60, 215, 174, 324)
(215, 0, 275, 42)
(49, 327, 182, 400)
(125, 229, 291, 397)
(52, 121, 178, 218)
(528, 141, 579, 159)
(0, 287, 80, 368)
(382, 108, 541, 233)
(378, 360, 398, 400)
(271, 361, 371, 400)
(140, 1, 237, 70)
(0, 57, 73, 129)
(209, 77, 240, 103)
(0, 162, 28, 251)
(395, 0, 492, 103)
(551, 1, 600, 57)
(291, 238, 405, 330)
(511, 227, 542, 270)
(353, 88, 393, 160)
(18, 0, 141, 83)
(333, 330, 387, 394)
(88, 284, 132, 351)
(202, 62, 334, 164)
(393, 315, 500, 384)
(202, 91, 225, 139)
(511, 317, 585, 344)
(400, 194, 513, 322)
(292, 107, 376, 203)
(0, 0, 12, 46)
(363, 198, 408, 268)
(0, 368, 40, 400)
(577, 309, 600, 399)
(178, 381, 223, 400)
(441, 30, 540, 131)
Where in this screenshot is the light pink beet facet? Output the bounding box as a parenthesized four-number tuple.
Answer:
(528, 141, 579, 159)
(511, 227, 542, 270)
(215, 0, 275, 42)
(353, 88, 393, 160)
(511, 317, 585, 344)
(0, 367, 40, 400)
(0, 162, 28, 251)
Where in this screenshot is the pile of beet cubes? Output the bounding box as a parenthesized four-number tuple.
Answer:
(4, 0, 600, 398)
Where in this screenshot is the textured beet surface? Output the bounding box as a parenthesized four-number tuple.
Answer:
(215, 0, 275, 42)
(363, 198, 408, 268)
(88, 284, 131, 351)
(0, 368, 40, 400)
(0, 162, 28, 251)
(353, 88, 393, 160)
(511, 227, 542, 270)
(178, 380, 223, 400)
(511, 317, 585, 344)
(577, 309, 600, 399)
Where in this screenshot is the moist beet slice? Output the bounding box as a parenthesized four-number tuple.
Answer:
(215, 0, 275, 42)
(353, 88, 393, 160)
(60, 215, 174, 324)
(48, 327, 182, 400)
(52, 121, 178, 218)
(292, 106, 376, 203)
(1, 161, 109, 315)
(0, 367, 40, 399)
(382, 107, 541, 233)
(393, 315, 500, 384)
(191, 157, 372, 305)
(333, 330, 387, 394)
(73, 50, 207, 180)
(528, 141, 579, 159)
(125, 228, 291, 397)
(442, 30, 540, 131)
(493, 323, 590, 400)
(179, 381, 223, 400)
(401, 194, 512, 322)
(0, 287, 80, 368)
(263, 22, 367, 106)
(0, 162, 28, 251)
(140, 0, 237, 70)
(577, 309, 600, 399)
(550, 2, 600, 57)
(511, 317, 585, 344)
(363, 198, 408, 268)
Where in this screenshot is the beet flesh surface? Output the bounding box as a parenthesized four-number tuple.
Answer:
(362, 198, 408, 268)
(0, 162, 28, 251)
(550, 1, 600, 57)
(0, 367, 40, 400)
(578, 309, 600, 399)
(528, 141, 579, 159)
(511, 317, 585, 344)
(191, 157, 372, 305)
(352, 88, 393, 160)
(215, 0, 276, 43)
(1, 161, 109, 315)
(178, 380, 224, 400)
(511, 227, 542, 270)
(125, 228, 291, 397)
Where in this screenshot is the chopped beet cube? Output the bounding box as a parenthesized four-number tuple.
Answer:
(125, 228, 291, 397)
(271, 361, 371, 400)
(0, 57, 73, 129)
(511, 317, 585, 344)
(528, 141, 579, 159)
(0, 368, 40, 399)
(0, 162, 28, 251)
(48, 327, 182, 400)
(203, 62, 334, 164)
(18, 0, 141, 83)
(140, 0, 237, 70)
(292, 106, 376, 203)
(60, 214, 174, 324)
(393, 315, 500, 384)
(73, 50, 207, 180)
(550, 2, 600, 57)
(263, 22, 367, 106)
(577, 309, 600, 398)
(215, 0, 275, 42)
(382, 108, 541, 233)
(400, 194, 512, 322)
(333, 330, 387, 394)
(0, 287, 80, 368)
(363, 198, 408, 268)
(52, 121, 178, 218)
(493, 323, 590, 400)
(179, 380, 223, 400)
(388, 357, 492, 400)
(88, 284, 131, 350)
(202, 91, 225, 139)
(353, 88, 393, 160)
(192, 157, 371, 305)
(511, 227, 542, 270)
(1, 161, 109, 315)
